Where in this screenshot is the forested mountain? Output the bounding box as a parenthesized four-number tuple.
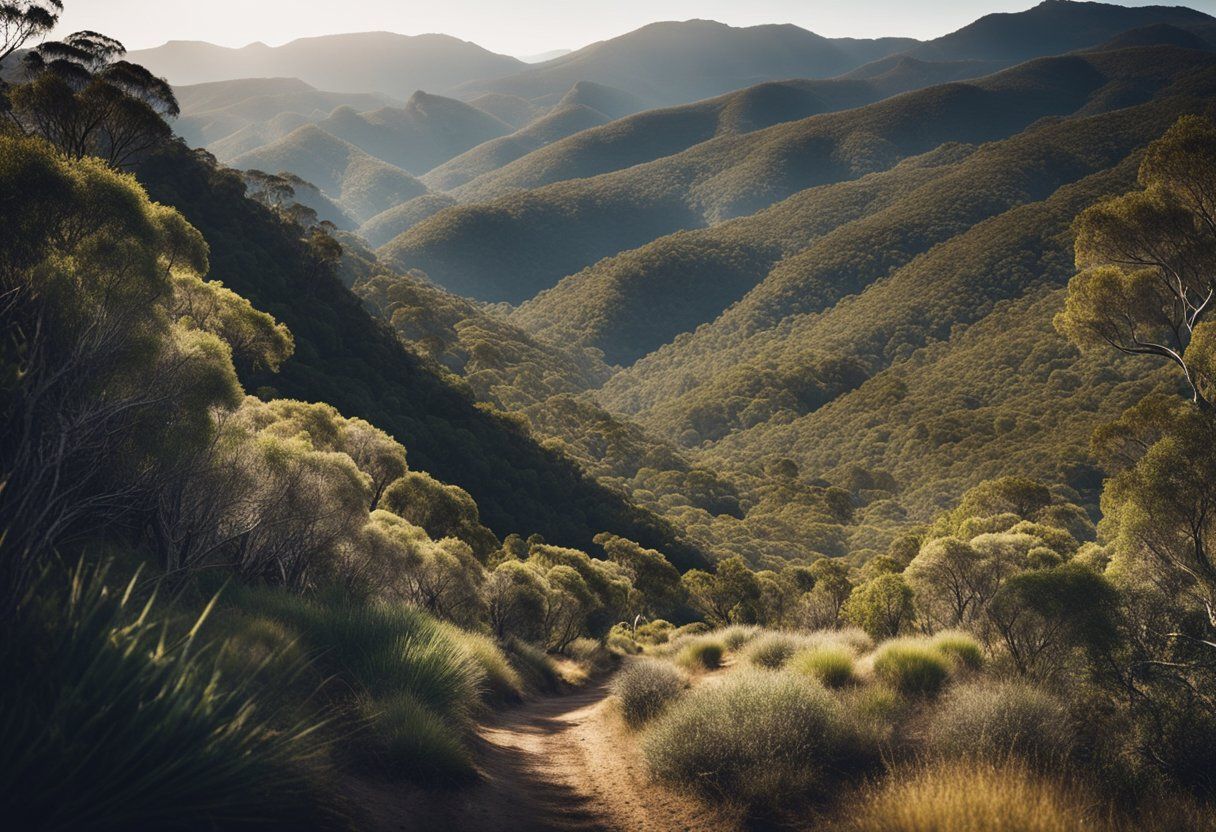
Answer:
(449, 20, 917, 109)
(229, 124, 431, 223)
(129, 31, 526, 96)
(517, 47, 1216, 364)
(280, 91, 512, 174)
(382, 45, 1211, 304)
(172, 77, 390, 151)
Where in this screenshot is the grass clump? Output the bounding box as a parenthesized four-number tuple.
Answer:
(505, 638, 561, 693)
(717, 623, 760, 651)
(437, 622, 524, 705)
(642, 669, 876, 809)
(362, 693, 474, 782)
(842, 759, 1104, 832)
(925, 680, 1074, 767)
(791, 645, 856, 688)
(612, 658, 687, 728)
(675, 637, 725, 671)
(743, 631, 803, 668)
(0, 562, 328, 830)
(872, 639, 951, 696)
(931, 630, 985, 671)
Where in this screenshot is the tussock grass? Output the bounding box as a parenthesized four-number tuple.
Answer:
(717, 624, 761, 651)
(362, 693, 474, 782)
(0, 562, 328, 830)
(436, 622, 524, 705)
(931, 630, 985, 671)
(842, 759, 1105, 832)
(925, 679, 1074, 767)
(872, 638, 951, 696)
(675, 637, 725, 671)
(505, 638, 562, 693)
(743, 631, 805, 668)
(642, 669, 878, 808)
(612, 658, 687, 728)
(791, 645, 856, 688)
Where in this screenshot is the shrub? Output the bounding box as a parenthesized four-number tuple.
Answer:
(362, 693, 474, 781)
(844, 760, 1104, 832)
(718, 623, 760, 651)
(791, 645, 856, 688)
(0, 563, 327, 830)
(634, 619, 675, 645)
(612, 658, 687, 727)
(608, 632, 643, 655)
(675, 638, 725, 670)
(746, 631, 811, 668)
(642, 669, 876, 808)
(931, 630, 985, 670)
(872, 639, 951, 696)
(924, 680, 1074, 767)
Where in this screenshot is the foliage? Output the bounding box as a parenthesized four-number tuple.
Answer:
(674, 637, 725, 671)
(790, 645, 856, 688)
(0, 563, 328, 830)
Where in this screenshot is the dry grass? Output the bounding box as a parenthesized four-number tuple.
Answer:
(842, 759, 1106, 832)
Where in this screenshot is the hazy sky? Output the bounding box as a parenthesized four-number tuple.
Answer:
(56, 0, 1216, 56)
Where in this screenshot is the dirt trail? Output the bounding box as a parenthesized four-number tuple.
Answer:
(348, 674, 738, 832)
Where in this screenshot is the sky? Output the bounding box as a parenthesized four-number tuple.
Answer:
(54, 0, 1216, 56)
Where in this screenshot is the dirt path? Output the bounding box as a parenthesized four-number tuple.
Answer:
(348, 674, 739, 832)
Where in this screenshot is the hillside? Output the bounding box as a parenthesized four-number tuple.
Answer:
(516, 47, 1216, 365)
(422, 100, 613, 193)
(229, 124, 430, 223)
(451, 19, 916, 109)
(311, 91, 513, 174)
(592, 95, 1216, 524)
(130, 32, 525, 97)
(132, 142, 704, 567)
(172, 77, 389, 150)
(381, 46, 1207, 304)
(904, 0, 1213, 63)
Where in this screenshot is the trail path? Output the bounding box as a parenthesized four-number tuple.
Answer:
(349, 673, 739, 832)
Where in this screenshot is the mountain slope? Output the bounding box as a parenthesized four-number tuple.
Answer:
(229, 124, 429, 223)
(515, 48, 1216, 365)
(452, 20, 915, 108)
(130, 32, 525, 97)
(382, 47, 1205, 304)
(173, 77, 387, 150)
(312, 91, 513, 174)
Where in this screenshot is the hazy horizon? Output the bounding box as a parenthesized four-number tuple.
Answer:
(56, 0, 1216, 57)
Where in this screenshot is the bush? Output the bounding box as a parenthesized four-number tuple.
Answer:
(872, 639, 951, 696)
(0, 563, 328, 830)
(642, 669, 876, 808)
(634, 619, 675, 645)
(924, 680, 1073, 767)
(843, 760, 1104, 832)
(931, 630, 985, 670)
(612, 658, 687, 727)
(675, 638, 725, 670)
(744, 631, 803, 668)
(791, 645, 856, 688)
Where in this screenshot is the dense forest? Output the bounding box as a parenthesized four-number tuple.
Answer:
(4, 0, 1216, 830)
